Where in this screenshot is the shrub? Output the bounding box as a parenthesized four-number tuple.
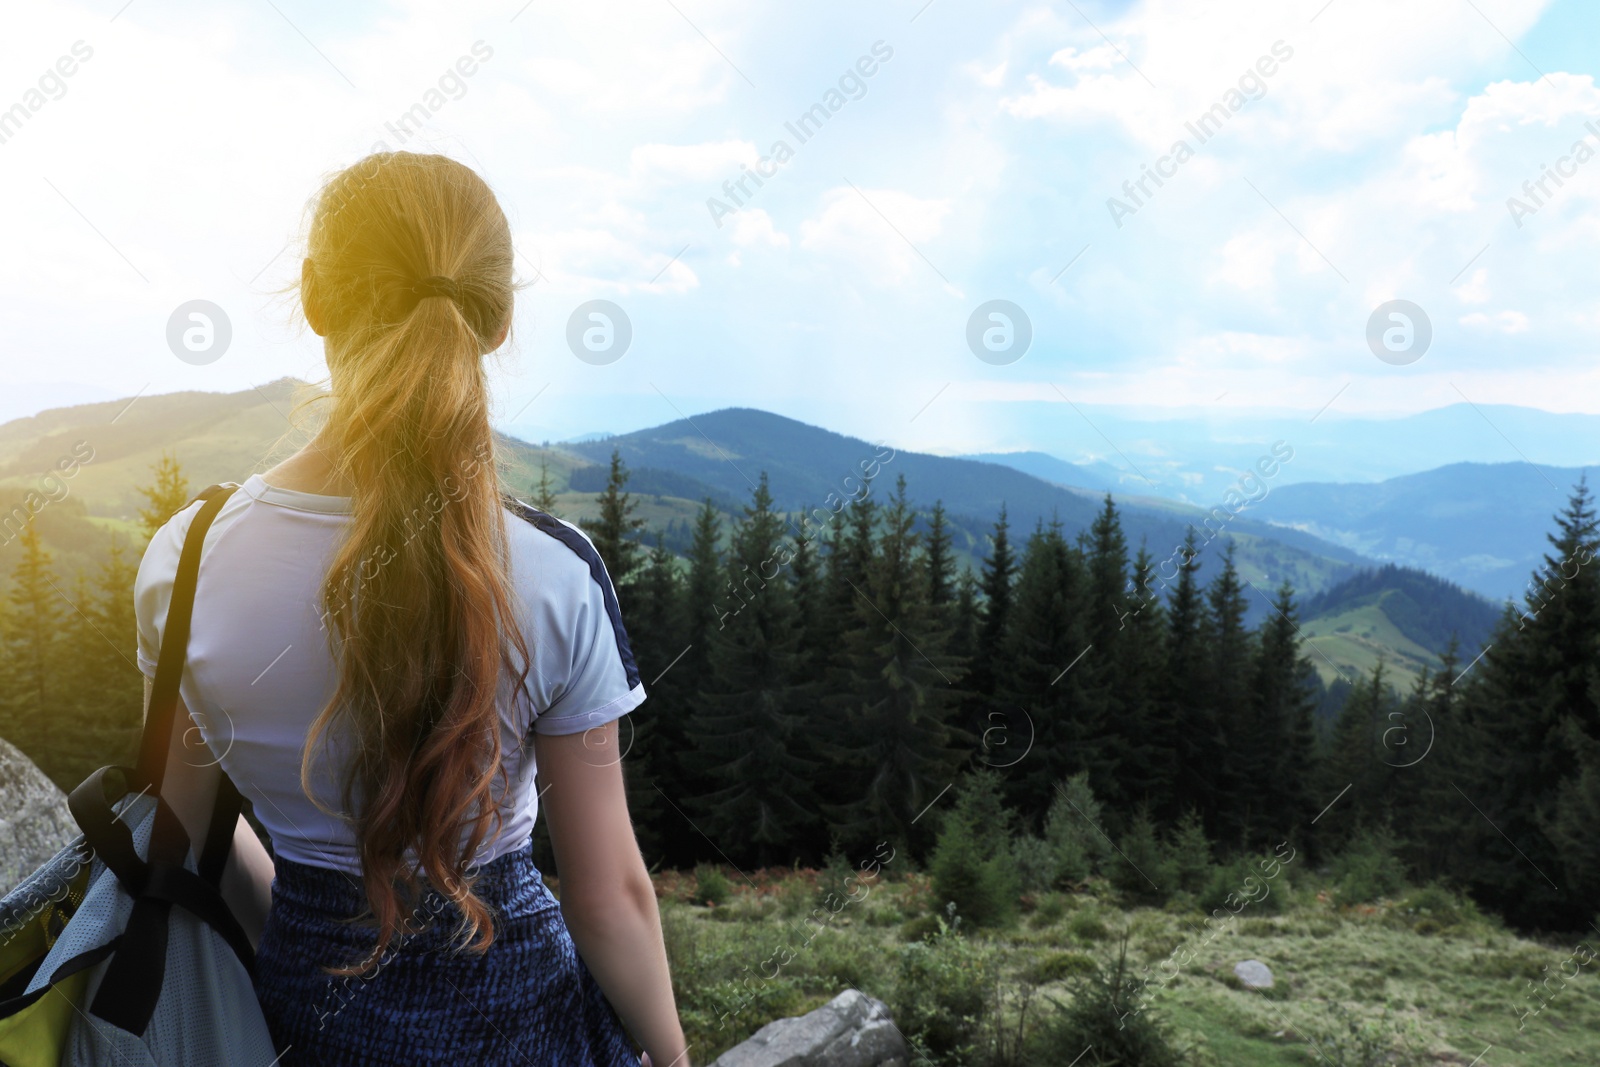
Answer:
(1044, 772, 1109, 883)
(893, 917, 997, 1065)
(1109, 810, 1174, 906)
(1165, 811, 1214, 895)
(1397, 884, 1477, 932)
(1025, 950, 1100, 984)
(693, 864, 732, 907)
(1030, 892, 1070, 928)
(1197, 854, 1287, 918)
(1068, 908, 1112, 943)
(930, 803, 1020, 928)
(1302, 1001, 1428, 1067)
(1331, 829, 1408, 904)
(1013, 834, 1059, 894)
(1025, 936, 1190, 1067)
(901, 912, 944, 943)
(813, 848, 857, 910)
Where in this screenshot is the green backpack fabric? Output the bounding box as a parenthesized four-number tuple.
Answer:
(0, 484, 280, 1065)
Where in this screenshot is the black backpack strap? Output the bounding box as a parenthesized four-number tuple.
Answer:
(137, 483, 240, 792)
(79, 483, 258, 1034)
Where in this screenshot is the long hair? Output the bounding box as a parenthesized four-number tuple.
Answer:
(298, 152, 530, 975)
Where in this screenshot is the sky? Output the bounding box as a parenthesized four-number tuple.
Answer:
(4, 0, 1600, 462)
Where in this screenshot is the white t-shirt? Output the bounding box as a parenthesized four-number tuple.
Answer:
(134, 474, 645, 875)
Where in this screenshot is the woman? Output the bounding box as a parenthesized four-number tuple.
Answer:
(135, 152, 688, 1065)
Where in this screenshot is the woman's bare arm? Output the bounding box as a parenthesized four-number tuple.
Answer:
(147, 678, 276, 949)
(535, 721, 688, 1067)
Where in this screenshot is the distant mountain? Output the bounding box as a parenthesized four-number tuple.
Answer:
(1297, 564, 1502, 689)
(1250, 462, 1593, 602)
(957, 452, 1120, 495)
(946, 401, 1600, 505)
(560, 407, 1371, 613)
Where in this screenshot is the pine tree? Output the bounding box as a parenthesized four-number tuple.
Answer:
(925, 501, 955, 611)
(0, 521, 65, 784)
(1108, 543, 1167, 812)
(789, 523, 828, 673)
(1246, 581, 1318, 848)
(532, 455, 560, 515)
(829, 477, 965, 856)
(689, 474, 821, 865)
(136, 452, 190, 541)
(1162, 530, 1217, 824)
(654, 499, 723, 864)
(1452, 479, 1600, 928)
(620, 533, 683, 856)
(948, 569, 980, 664)
(1205, 544, 1253, 845)
(1319, 660, 1396, 853)
(996, 520, 1095, 818)
(583, 449, 644, 590)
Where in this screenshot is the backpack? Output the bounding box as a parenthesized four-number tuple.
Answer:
(0, 483, 280, 1065)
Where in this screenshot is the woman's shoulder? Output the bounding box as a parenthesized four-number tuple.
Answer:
(501, 498, 612, 590)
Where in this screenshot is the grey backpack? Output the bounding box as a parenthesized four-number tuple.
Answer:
(0, 484, 280, 1065)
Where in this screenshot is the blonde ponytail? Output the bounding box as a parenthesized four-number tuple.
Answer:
(299, 152, 529, 975)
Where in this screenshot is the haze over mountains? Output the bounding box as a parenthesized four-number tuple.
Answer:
(0, 381, 1556, 690)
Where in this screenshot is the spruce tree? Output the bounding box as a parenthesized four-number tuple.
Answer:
(829, 477, 964, 856)
(1247, 581, 1318, 848)
(532, 455, 560, 515)
(689, 474, 821, 865)
(0, 521, 65, 784)
(996, 520, 1095, 818)
(621, 534, 683, 856)
(655, 498, 723, 864)
(925, 501, 955, 611)
(583, 449, 644, 588)
(1453, 479, 1600, 927)
(1109, 543, 1167, 813)
(1162, 529, 1217, 824)
(1205, 544, 1253, 845)
(136, 452, 190, 541)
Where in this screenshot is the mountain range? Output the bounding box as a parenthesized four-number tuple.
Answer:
(0, 381, 1533, 691)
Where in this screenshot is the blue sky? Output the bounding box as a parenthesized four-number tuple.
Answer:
(4, 0, 1600, 465)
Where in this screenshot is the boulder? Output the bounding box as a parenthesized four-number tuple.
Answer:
(0, 738, 78, 898)
(710, 990, 909, 1067)
(1233, 959, 1274, 990)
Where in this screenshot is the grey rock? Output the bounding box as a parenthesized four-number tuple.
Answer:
(1233, 959, 1274, 989)
(0, 738, 77, 898)
(711, 989, 909, 1067)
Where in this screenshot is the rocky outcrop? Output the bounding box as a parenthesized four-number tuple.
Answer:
(0, 738, 78, 897)
(711, 990, 909, 1067)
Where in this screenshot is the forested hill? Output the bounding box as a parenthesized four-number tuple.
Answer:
(0, 387, 1371, 622)
(561, 406, 1368, 605)
(1296, 564, 1501, 688)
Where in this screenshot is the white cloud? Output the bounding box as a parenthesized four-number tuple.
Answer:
(1461, 309, 1530, 333)
(798, 187, 952, 285)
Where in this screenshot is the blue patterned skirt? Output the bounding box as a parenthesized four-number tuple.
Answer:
(253, 840, 640, 1066)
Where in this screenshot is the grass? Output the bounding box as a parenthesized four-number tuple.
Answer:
(651, 869, 1600, 1066)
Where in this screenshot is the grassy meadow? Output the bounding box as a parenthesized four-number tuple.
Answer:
(638, 864, 1600, 1066)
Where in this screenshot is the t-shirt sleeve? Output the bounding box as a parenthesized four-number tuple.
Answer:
(133, 501, 202, 679)
(529, 534, 646, 737)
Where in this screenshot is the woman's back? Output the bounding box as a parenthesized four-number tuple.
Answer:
(136, 473, 645, 876)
